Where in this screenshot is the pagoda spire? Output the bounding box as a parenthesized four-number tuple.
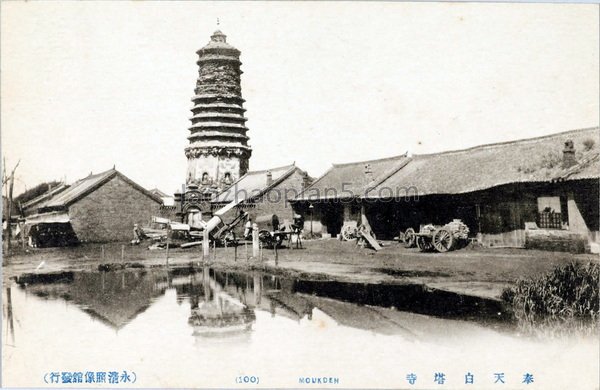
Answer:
(184, 30, 252, 196)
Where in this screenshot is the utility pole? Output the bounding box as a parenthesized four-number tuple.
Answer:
(3, 158, 20, 254)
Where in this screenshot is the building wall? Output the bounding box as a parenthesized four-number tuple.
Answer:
(294, 179, 599, 246)
(567, 180, 599, 233)
(158, 206, 178, 221)
(214, 169, 307, 236)
(294, 202, 344, 238)
(187, 154, 242, 189)
(255, 170, 306, 223)
(69, 175, 161, 242)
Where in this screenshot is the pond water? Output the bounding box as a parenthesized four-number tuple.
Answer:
(2, 267, 598, 388)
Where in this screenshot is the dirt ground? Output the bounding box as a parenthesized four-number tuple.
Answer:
(2, 238, 597, 300)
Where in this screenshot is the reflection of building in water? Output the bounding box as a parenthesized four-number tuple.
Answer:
(13, 267, 513, 345)
(4, 287, 15, 346)
(16, 270, 166, 330)
(187, 267, 255, 338)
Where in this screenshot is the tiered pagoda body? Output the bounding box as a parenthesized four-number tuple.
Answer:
(184, 30, 252, 201)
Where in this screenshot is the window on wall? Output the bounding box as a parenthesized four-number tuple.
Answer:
(223, 172, 232, 185)
(201, 172, 210, 184)
(537, 196, 566, 229)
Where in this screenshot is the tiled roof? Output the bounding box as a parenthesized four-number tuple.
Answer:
(212, 164, 300, 204)
(295, 154, 410, 200)
(366, 127, 599, 198)
(21, 184, 69, 211)
(33, 168, 161, 212)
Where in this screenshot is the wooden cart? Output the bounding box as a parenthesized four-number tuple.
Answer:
(407, 220, 470, 253)
(255, 214, 302, 249)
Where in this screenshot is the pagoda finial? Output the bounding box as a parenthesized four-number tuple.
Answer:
(217, 17, 220, 26)
(211, 29, 226, 43)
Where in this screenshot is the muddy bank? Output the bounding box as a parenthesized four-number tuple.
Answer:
(4, 239, 597, 301)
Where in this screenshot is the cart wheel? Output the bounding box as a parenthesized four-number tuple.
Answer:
(258, 230, 273, 247)
(404, 228, 416, 248)
(432, 229, 454, 252)
(225, 231, 237, 246)
(342, 225, 358, 241)
(416, 236, 430, 252)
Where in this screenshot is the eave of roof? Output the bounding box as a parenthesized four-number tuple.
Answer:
(34, 168, 162, 213)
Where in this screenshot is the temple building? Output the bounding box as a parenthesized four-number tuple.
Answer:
(294, 127, 599, 252)
(179, 30, 252, 225)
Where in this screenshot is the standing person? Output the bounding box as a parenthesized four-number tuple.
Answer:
(244, 217, 253, 240)
(132, 223, 142, 245)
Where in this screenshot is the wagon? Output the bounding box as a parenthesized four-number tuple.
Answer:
(255, 214, 302, 249)
(405, 220, 469, 253)
(341, 221, 359, 241)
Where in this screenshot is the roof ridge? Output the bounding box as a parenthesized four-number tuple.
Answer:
(245, 163, 295, 175)
(412, 126, 599, 159)
(294, 165, 335, 200)
(257, 165, 299, 196)
(21, 183, 70, 208)
(366, 157, 414, 193)
(212, 164, 300, 203)
(72, 168, 117, 184)
(332, 153, 408, 167)
(113, 171, 163, 204)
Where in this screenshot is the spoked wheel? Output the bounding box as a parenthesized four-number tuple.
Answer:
(342, 225, 358, 241)
(416, 236, 433, 252)
(432, 229, 454, 252)
(258, 230, 273, 247)
(223, 231, 237, 247)
(404, 228, 416, 248)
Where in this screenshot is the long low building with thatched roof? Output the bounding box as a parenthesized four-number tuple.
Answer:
(294, 127, 599, 251)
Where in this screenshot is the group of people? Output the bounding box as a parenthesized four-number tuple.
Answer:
(131, 212, 305, 245)
(242, 213, 304, 239)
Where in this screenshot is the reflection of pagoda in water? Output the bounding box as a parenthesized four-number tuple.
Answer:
(187, 268, 255, 338)
(14, 267, 506, 345)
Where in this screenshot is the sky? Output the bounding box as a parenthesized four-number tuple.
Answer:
(1, 1, 598, 197)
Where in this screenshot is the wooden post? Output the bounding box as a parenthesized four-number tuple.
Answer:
(212, 240, 216, 261)
(259, 242, 263, 262)
(166, 224, 172, 267)
(165, 242, 170, 267)
(234, 241, 237, 262)
(6, 287, 15, 344)
(245, 241, 249, 261)
(253, 273, 261, 305)
(274, 242, 278, 266)
(20, 222, 25, 251)
(203, 228, 209, 260)
(121, 245, 124, 262)
(101, 245, 105, 261)
(252, 223, 259, 258)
